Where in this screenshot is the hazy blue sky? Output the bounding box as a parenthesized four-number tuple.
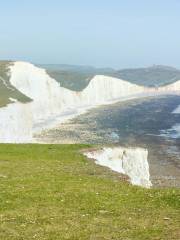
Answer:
(0, 0, 180, 68)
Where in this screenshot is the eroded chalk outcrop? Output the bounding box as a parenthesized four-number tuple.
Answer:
(84, 147, 152, 188)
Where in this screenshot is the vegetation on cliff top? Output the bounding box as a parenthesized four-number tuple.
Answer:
(0, 144, 179, 240)
(0, 61, 31, 107)
(42, 64, 180, 91)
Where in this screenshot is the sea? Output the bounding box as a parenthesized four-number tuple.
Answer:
(36, 95, 180, 188)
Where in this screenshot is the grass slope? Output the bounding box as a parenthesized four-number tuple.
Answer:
(40, 64, 114, 91)
(114, 65, 180, 87)
(0, 144, 179, 240)
(0, 61, 31, 107)
(46, 70, 93, 91)
(41, 64, 180, 91)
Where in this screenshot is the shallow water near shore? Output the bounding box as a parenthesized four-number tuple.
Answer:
(36, 95, 180, 188)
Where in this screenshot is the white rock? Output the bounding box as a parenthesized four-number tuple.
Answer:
(84, 147, 152, 188)
(0, 61, 180, 143)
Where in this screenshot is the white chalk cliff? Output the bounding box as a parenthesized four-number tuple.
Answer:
(0, 61, 180, 143)
(84, 147, 152, 188)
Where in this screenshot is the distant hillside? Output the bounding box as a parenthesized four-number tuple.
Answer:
(0, 61, 31, 107)
(1, 62, 180, 107)
(40, 64, 180, 91)
(113, 65, 180, 87)
(39, 64, 114, 73)
(40, 64, 114, 91)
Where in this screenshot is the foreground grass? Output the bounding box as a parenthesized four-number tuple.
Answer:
(0, 144, 179, 240)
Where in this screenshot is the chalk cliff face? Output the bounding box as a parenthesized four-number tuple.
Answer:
(158, 80, 180, 94)
(0, 102, 32, 142)
(0, 61, 180, 143)
(81, 75, 148, 103)
(84, 147, 152, 188)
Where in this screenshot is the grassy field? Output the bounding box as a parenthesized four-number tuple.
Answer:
(0, 144, 179, 240)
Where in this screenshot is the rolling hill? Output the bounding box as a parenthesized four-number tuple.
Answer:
(40, 64, 180, 91)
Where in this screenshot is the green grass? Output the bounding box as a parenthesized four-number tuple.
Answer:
(46, 70, 93, 91)
(41, 65, 180, 91)
(40, 64, 114, 91)
(0, 61, 31, 107)
(0, 144, 179, 240)
(113, 65, 180, 87)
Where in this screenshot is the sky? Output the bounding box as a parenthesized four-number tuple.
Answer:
(0, 0, 180, 69)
